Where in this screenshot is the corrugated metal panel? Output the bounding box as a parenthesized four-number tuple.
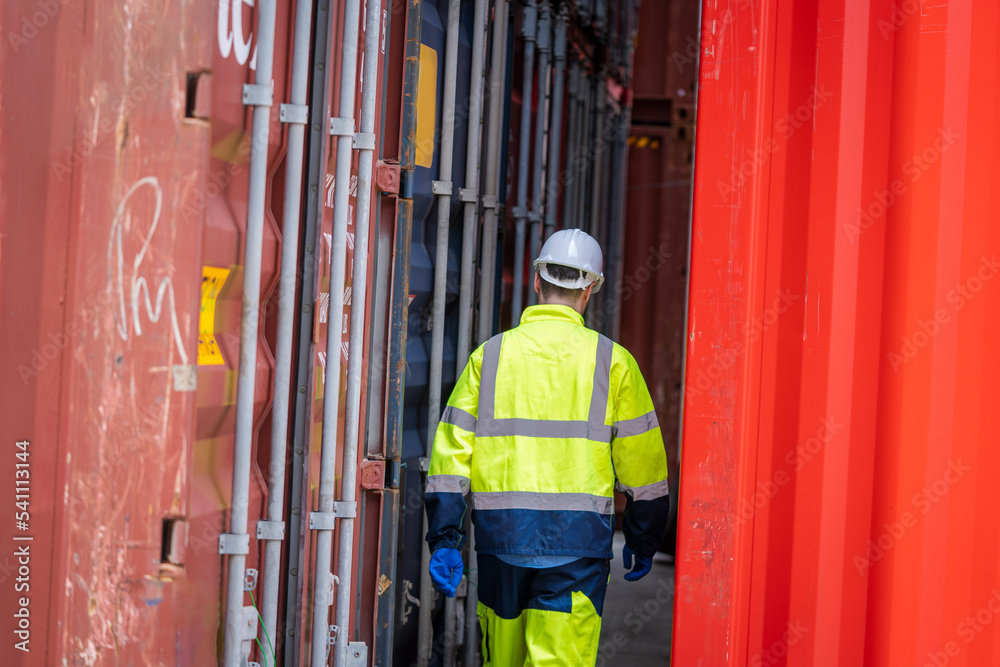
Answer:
(674, 0, 1000, 664)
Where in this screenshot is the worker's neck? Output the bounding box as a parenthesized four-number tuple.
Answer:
(538, 295, 587, 316)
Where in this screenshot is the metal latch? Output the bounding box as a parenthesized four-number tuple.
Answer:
(244, 568, 259, 592)
(241, 606, 259, 640)
(346, 642, 368, 666)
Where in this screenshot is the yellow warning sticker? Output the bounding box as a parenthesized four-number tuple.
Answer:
(198, 266, 230, 365)
(415, 44, 438, 168)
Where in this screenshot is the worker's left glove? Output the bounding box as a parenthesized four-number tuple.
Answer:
(429, 548, 464, 597)
(623, 545, 652, 582)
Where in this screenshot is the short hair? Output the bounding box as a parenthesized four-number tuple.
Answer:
(538, 264, 587, 302)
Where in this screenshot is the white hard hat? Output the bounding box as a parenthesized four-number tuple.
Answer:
(533, 228, 605, 293)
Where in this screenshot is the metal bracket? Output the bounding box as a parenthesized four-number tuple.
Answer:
(242, 83, 273, 107)
(280, 103, 309, 124)
(346, 642, 368, 666)
(529, 211, 543, 223)
(360, 459, 386, 490)
(241, 606, 259, 640)
(418, 456, 430, 472)
(327, 624, 339, 647)
(218, 533, 250, 555)
(244, 568, 259, 592)
(353, 132, 376, 150)
(482, 195, 499, 209)
(329, 117, 355, 136)
(256, 520, 285, 541)
(309, 502, 357, 530)
(375, 161, 401, 194)
(511, 206, 528, 219)
(459, 187, 478, 203)
(431, 180, 453, 196)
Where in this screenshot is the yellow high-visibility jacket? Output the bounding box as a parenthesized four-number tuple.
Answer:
(425, 304, 670, 560)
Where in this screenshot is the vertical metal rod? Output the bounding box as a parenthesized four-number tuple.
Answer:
(453, 1, 489, 662)
(609, 108, 631, 342)
(332, 0, 382, 664)
(457, 0, 488, 375)
(221, 0, 277, 665)
(526, 3, 551, 308)
(543, 9, 567, 240)
(283, 0, 336, 661)
(258, 0, 313, 656)
(575, 66, 593, 230)
(417, 1, 462, 665)
(477, 0, 511, 345)
(563, 58, 580, 229)
(510, 0, 537, 325)
(310, 0, 362, 663)
(588, 68, 607, 240)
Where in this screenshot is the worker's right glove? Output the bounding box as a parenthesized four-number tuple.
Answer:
(623, 545, 652, 582)
(429, 548, 464, 597)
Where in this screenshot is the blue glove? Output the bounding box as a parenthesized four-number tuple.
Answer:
(429, 548, 464, 597)
(623, 545, 652, 582)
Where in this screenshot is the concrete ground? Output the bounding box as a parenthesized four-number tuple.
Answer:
(597, 532, 674, 666)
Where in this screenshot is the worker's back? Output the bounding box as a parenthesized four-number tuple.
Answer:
(428, 303, 668, 560)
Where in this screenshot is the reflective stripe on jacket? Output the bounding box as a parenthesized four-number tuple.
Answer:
(425, 304, 670, 559)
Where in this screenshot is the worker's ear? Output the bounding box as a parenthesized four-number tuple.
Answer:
(581, 282, 594, 308)
(534, 272, 541, 295)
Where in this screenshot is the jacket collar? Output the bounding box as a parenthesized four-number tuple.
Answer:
(519, 304, 585, 327)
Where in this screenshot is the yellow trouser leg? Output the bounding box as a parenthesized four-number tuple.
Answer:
(479, 601, 528, 667)
(478, 593, 601, 667)
(523, 591, 602, 667)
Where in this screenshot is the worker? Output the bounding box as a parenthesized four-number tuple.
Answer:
(423, 228, 671, 665)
